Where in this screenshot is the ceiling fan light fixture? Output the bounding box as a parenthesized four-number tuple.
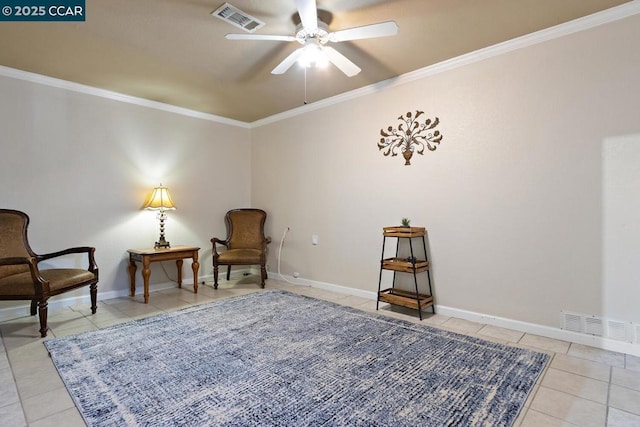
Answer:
(297, 39, 328, 68)
(225, 0, 397, 77)
(315, 53, 329, 68)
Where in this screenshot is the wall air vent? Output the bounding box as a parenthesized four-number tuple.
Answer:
(561, 311, 636, 342)
(584, 315, 604, 336)
(606, 320, 630, 342)
(561, 311, 583, 333)
(212, 3, 265, 33)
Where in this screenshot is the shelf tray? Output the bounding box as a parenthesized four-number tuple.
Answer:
(381, 257, 429, 273)
(378, 288, 433, 310)
(383, 226, 426, 238)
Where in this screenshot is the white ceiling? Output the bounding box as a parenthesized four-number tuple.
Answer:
(0, 0, 631, 122)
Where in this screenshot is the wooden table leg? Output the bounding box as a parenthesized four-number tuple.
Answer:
(176, 259, 183, 288)
(128, 257, 137, 297)
(192, 250, 199, 294)
(142, 256, 151, 304)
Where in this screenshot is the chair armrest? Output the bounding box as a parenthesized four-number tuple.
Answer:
(211, 237, 228, 257)
(36, 246, 98, 274)
(262, 236, 271, 256)
(0, 256, 48, 291)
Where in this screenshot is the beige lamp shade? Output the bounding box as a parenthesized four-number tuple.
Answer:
(143, 184, 176, 249)
(143, 185, 176, 210)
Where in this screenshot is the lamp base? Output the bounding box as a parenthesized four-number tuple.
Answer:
(154, 211, 171, 249)
(154, 239, 171, 249)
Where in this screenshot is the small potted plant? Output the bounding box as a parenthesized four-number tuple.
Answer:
(401, 218, 411, 227)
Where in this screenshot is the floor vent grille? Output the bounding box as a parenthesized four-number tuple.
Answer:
(212, 2, 265, 33)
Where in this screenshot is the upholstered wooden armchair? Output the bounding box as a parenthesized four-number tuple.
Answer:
(0, 209, 98, 337)
(211, 209, 271, 289)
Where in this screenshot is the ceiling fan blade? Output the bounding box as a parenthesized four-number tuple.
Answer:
(271, 48, 305, 74)
(296, 0, 318, 31)
(226, 34, 296, 42)
(329, 21, 398, 42)
(323, 46, 361, 77)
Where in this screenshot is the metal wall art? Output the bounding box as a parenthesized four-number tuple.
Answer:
(378, 110, 443, 165)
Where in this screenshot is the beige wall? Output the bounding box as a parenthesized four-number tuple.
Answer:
(1, 12, 638, 336)
(252, 14, 640, 328)
(0, 76, 252, 302)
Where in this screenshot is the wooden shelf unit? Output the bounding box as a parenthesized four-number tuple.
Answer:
(377, 226, 434, 320)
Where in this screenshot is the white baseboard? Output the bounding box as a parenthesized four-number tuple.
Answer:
(3, 272, 638, 357)
(0, 278, 199, 323)
(435, 305, 640, 358)
(275, 272, 640, 357)
(0, 269, 263, 323)
(276, 273, 377, 300)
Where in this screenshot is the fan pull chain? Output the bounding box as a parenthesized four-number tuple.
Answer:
(304, 66, 308, 105)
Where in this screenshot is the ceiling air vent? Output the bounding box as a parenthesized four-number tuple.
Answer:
(212, 3, 265, 33)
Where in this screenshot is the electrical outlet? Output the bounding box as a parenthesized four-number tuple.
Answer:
(312, 234, 318, 245)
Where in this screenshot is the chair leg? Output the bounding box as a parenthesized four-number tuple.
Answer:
(90, 283, 98, 314)
(30, 300, 37, 316)
(260, 265, 267, 289)
(38, 299, 49, 338)
(213, 265, 219, 289)
(226, 265, 231, 281)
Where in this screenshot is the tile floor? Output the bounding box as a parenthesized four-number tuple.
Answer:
(1, 277, 639, 427)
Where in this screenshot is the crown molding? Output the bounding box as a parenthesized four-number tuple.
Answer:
(0, 65, 251, 129)
(1, 1, 638, 130)
(250, 0, 640, 128)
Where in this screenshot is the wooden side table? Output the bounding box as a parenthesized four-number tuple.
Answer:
(127, 246, 200, 304)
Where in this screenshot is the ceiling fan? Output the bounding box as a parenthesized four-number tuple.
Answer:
(224, 0, 398, 77)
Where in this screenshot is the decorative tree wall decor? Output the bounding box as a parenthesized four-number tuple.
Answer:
(378, 110, 443, 165)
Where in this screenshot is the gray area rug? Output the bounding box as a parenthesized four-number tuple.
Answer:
(45, 290, 549, 426)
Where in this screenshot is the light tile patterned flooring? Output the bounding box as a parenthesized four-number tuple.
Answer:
(1, 277, 640, 426)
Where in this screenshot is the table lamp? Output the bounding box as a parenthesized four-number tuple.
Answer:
(143, 184, 176, 249)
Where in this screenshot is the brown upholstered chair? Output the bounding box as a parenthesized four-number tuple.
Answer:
(211, 208, 271, 289)
(0, 209, 98, 337)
